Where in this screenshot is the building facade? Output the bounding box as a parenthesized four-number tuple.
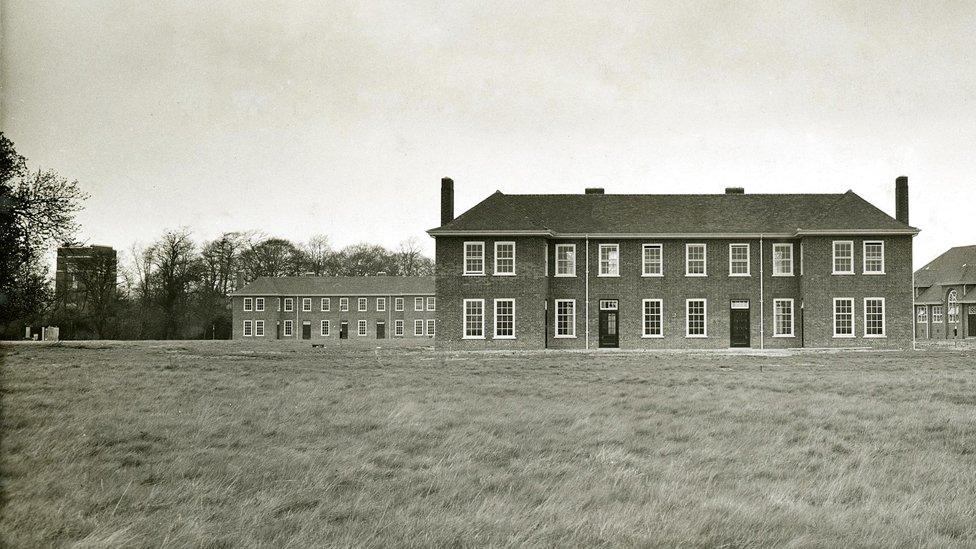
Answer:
(430, 177, 918, 350)
(230, 276, 436, 342)
(54, 245, 118, 307)
(914, 245, 976, 340)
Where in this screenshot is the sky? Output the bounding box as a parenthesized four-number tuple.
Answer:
(2, 1, 975, 268)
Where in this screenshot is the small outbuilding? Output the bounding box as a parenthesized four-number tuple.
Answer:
(914, 245, 976, 340)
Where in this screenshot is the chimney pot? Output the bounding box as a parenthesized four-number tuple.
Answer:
(895, 176, 909, 224)
(585, 188, 604, 194)
(725, 187, 745, 194)
(440, 177, 454, 226)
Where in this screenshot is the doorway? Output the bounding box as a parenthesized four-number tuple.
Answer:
(968, 306, 976, 337)
(339, 321, 348, 339)
(599, 299, 619, 348)
(301, 321, 311, 340)
(730, 300, 750, 348)
(376, 321, 386, 339)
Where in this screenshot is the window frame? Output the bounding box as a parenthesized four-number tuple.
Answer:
(555, 243, 577, 277)
(642, 244, 663, 277)
(642, 299, 664, 338)
(463, 241, 486, 276)
(728, 243, 750, 277)
(772, 243, 794, 277)
(255, 298, 265, 312)
(302, 298, 311, 312)
(462, 299, 486, 339)
(772, 298, 795, 338)
(414, 319, 424, 336)
(426, 319, 435, 337)
(554, 299, 577, 338)
(832, 241, 854, 275)
(320, 298, 330, 312)
(862, 241, 885, 274)
(395, 297, 404, 311)
(243, 320, 253, 337)
(283, 320, 293, 337)
(427, 297, 436, 311)
(948, 290, 959, 323)
(598, 244, 620, 277)
(339, 297, 349, 311)
(358, 297, 367, 312)
(685, 243, 707, 277)
(832, 297, 855, 338)
(685, 298, 707, 338)
(493, 298, 516, 339)
(320, 320, 330, 337)
(916, 306, 927, 323)
(394, 319, 404, 336)
(493, 241, 516, 276)
(284, 298, 294, 312)
(932, 305, 944, 323)
(863, 297, 886, 338)
(357, 319, 367, 336)
(376, 297, 386, 312)
(243, 298, 253, 312)
(415, 297, 424, 311)
(255, 320, 264, 337)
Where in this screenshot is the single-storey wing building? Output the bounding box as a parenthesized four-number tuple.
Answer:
(914, 245, 976, 340)
(429, 176, 918, 350)
(230, 276, 436, 342)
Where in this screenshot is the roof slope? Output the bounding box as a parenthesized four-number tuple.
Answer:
(915, 246, 976, 287)
(430, 191, 917, 235)
(231, 276, 434, 296)
(915, 285, 944, 305)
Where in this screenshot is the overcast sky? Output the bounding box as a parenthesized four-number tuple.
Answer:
(3, 1, 974, 267)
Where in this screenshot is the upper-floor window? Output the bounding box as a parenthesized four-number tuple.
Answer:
(415, 297, 424, 311)
(464, 242, 485, 275)
(243, 298, 253, 311)
(284, 298, 294, 312)
(255, 298, 265, 312)
(642, 244, 663, 277)
(833, 241, 854, 274)
(395, 297, 404, 311)
(555, 244, 576, 277)
(598, 244, 619, 276)
(339, 297, 349, 311)
(948, 290, 959, 323)
(729, 243, 750, 276)
(772, 243, 793, 276)
(358, 297, 367, 312)
(494, 242, 515, 275)
(302, 298, 311, 312)
(321, 298, 330, 312)
(863, 241, 885, 274)
(685, 244, 706, 276)
(427, 297, 436, 311)
(376, 297, 386, 311)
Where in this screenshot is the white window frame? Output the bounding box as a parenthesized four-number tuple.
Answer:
(427, 297, 436, 311)
(395, 297, 404, 311)
(642, 244, 663, 277)
(243, 320, 253, 337)
(916, 306, 927, 323)
(493, 241, 516, 276)
(728, 243, 750, 277)
(255, 298, 265, 312)
(462, 299, 485, 339)
(832, 241, 854, 275)
(321, 298, 330, 312)
(284, 298, 294, 312)
(685, 243, 707, 277)
(376, 297, 386, 312)
(772, 298, 795, 337)
(320, 320, 330, 336)
(493, 298, 516, 339)
(243, 298, 253, 312)
(414, 319, 424, 336)
(772, 243, 794, 276)
(255, 320, 264, 337)
(685, 299, 707, 338)
(358, 297, 367, 312)
(463, 241, 485, 275)
(283, 320, 293, 337)
(415, 297, 424, 311)
(302, 298, 311, 312)
(598, 244, 620, 277)
(863, 297, 886, 338)
(642, 299, 663, 338)
(357, 319, 367, 336)
(932, 305, 944, 323)
(862, 241, 885, 274)
(555, 243, 576, 277)
(554, 299, 576, 338)
(544, 242, 549, 277)
(426, 319, 435, 337)
(339, 297, 349, 311)
(833, 298, 855, 338)
(394, 319, 404, 336)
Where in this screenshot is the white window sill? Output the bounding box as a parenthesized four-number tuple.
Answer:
(771, 274, 794, 277)
(863, 334, 887, 339)
(554, 273, 577, 278)
(729, 273, 751, 277)
(685, 273, 707, 277)
(832, 334, 855, 339)
(462, 335, 485, 340)
(642, 273, 664, 278)
(494, 335, 516, 340)
(597, 274, 620, 277)
(641, 334, 664, 339)
(493, 272, 516, 277)
(554, 335, 577, 339)
(772, 334, 795, 338)
(685, 334, 708, 338)
(832, 271, 854, 276)
(462, 273, 485, 277)
(863, 272, 886, 276)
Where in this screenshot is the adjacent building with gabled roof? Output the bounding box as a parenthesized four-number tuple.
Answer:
(913, 245, 976, 340)
(429, 176, 918, 350)
(230, 276, 436, 342)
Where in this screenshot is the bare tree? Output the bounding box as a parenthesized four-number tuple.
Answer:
(152, 229, 199, 339)
(239, 237, 303, 280)
(301, 234, 332, 276)
(395, 237, 434, 276)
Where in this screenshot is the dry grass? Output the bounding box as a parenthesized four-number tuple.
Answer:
(2, 341, 976, 547)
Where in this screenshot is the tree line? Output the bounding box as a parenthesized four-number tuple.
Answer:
(0, 132, 433, 340)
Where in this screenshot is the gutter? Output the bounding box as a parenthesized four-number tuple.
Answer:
(759, 234, 765, 350)
(585, 234, 590, 350)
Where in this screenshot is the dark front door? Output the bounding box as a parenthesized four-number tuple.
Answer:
(340, 322, 348, 339)
(376, 322, 386, 339)
(276, 322, 281, 339)
(302, 322, 311, 340)
(599, 310, 619, 348)
(730, 301, 750, 348)
(968, 306, 976, 337)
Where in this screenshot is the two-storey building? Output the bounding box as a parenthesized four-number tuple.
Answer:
(429, 177, 918, 350)
(230, 276, 436, 343)
(914, 245, 976, 340)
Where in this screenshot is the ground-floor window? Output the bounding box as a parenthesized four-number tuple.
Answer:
(494, 299, 515, 338)
(412, 319, 422, 336)
(463, 299, 485, 339)
(773, 299, 794, 337)
(833, 298, 853, 337)
(555, 299, 576, 338)
(685, 299, 706, 337)
(932, 305, 944, 323)
(357, 319, 367, 336)
(426, 319, 435, 336)
(394, 319, 404, 336)
(255, 320, 264, 337)
(864, 298, 886, 337)
(243, 320, 253, 337)
(917, 306, 927, 323)
(283, 320, 293, 337)
(320, 320, 330, 336)
(642, 299, 663, 337)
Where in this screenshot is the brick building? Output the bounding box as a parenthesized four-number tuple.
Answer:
(913, 245, 976, 340)
(429, 177, 918, 350)
(230, 276, 436, 342)
(54, 245, 118, 307)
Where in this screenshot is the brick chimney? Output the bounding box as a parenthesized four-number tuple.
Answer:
(895, 176, 909, 224)
(441, 177, 454, 226)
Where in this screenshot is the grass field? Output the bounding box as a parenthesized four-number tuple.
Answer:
(3, 342, 976, 547)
